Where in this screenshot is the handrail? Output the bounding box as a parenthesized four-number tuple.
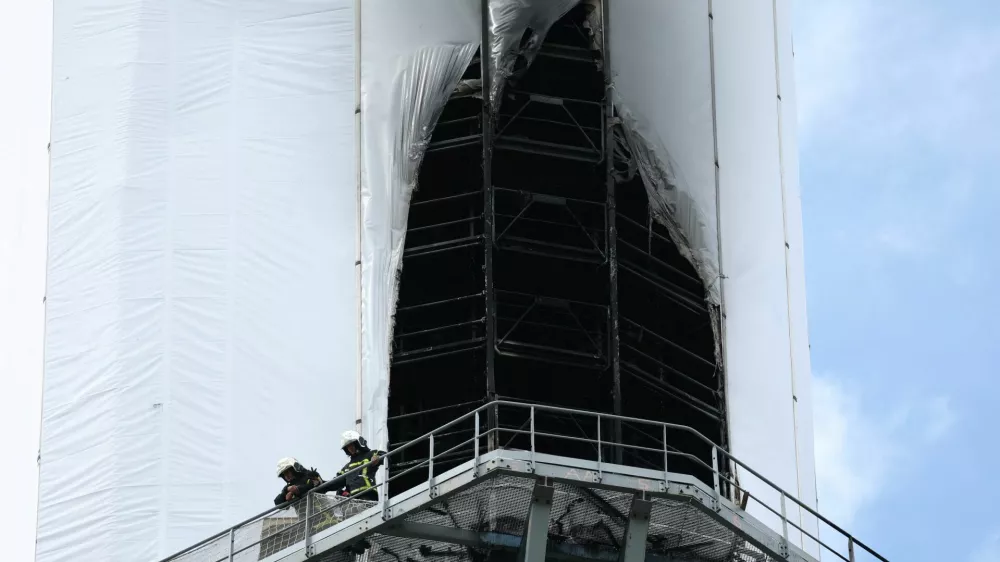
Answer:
(159, 399, 887, 562)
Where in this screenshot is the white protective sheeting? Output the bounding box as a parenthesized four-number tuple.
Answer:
(358, 0, 481, 452)
(774, 0, 821, 552)
(713, 0, 818, 552)
(39, 1, 358, 560)
(608, 0, 720, 304)
(487, 0, 580, 108)
(608, 0, 818, 550)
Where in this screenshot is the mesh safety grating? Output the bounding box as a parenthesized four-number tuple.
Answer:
(389, 473, 779, 562)
(361, 534, 490, 562)
(167, 496, 376, 562)
(404, 474, 534, 536)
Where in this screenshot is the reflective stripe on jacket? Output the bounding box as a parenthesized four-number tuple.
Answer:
(337, 449, 384, 496)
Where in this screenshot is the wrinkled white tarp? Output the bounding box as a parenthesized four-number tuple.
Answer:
(609, 0, 818, 553)
(358, 0, 481, 454)
(39, 1, 359, 560)
(713, 0, 819, 554)
(607, 0, 720, 304)
(487, 0, 580, 107)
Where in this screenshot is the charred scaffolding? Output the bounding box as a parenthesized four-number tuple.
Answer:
(387, 3, 727, 494)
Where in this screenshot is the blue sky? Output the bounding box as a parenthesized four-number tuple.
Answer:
(0, 1, 997, 561)
(795, 1, 1000, 560)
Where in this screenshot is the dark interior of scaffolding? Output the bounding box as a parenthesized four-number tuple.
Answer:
(388, 5, 726, 495)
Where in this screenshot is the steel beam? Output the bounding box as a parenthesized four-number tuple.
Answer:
(619, 497, 652, 562)
(518, 483, 555, 562)
(481, 0, 498, 452)
(385, 521, 484, 548)
(602, 0, 622, 464)
(383, 522, 683, 562)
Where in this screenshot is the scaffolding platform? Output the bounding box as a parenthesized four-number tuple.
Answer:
(160, 402, 887, 562)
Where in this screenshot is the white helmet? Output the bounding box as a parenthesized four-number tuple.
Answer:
(276, 457, 301, 477)
(340, 430, 366, 450)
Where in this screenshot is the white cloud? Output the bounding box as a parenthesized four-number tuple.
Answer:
(971, 531, 1000, 562)
(812, 374, 955, 529)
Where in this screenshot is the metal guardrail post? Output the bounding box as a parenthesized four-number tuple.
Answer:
(711, 446, 721, 510)
(530, 406, 536, 469)
(227, 528, 235, 562)
(779, 492, 789, 557)
(381, 455, 390, 521)
(596, 414, 603, 482)
(304, 492, 313, 556)
(848, 537, 856, 562)
(662, 424, 669, 483)
(474, 411, 481, 476)
(428, 434, 436, 493)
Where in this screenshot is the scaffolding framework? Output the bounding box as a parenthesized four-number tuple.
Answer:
(389, 2, 725, 492)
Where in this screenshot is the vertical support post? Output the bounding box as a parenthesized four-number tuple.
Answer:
(474, 411, 481, 476)
(662, 424, 669, 482)
(517, 484, 555, 562)
(530, 406, 536, 468)
(711, 446, 721, 510)
(708, 0, 733, 459)
(428, 434, 435, 490)
(780, 493, 789, 558)
(480, 0, 498, 453)
(381, 455, 390, 521)
(596, 414, 603, 482)
(619, 497, 653, 562)
(228, 528, 235, 562)
(848, 537, 856, 562)
(304, 493, 313, 557)
(602, 0, 623, 466)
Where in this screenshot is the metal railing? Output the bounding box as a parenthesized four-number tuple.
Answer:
(160, 400, 887, 562)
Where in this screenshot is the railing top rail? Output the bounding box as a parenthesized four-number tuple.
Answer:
(485, 400, 886, 561)
(159, 399, 886, 562)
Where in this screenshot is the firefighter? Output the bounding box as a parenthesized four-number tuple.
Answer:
(334, 431, 385, 501)
(274, 457, 325, 506)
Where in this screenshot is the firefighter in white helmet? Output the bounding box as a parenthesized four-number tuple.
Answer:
(333, 431, 385, 501)
(273, 457, 325, 506)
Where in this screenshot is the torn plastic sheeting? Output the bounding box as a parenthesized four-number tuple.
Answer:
(359, 0, 481, 456)
(488, 0, 581, 108)
(615, 107, 721, 305)
(603, 0, 721, 305)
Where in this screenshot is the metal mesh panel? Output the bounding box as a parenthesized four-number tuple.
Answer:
(645, 497, 776, 562)
(362, 534, 489, 562)
(548, 483, 633, 548)
(166, 495, 378, 562)
(732, 505, 786, 562)
(310, 496, 380, 534)
(404, 474, 534, 535)
(168, 533, 233, 562)
(310, 547, 363, 562)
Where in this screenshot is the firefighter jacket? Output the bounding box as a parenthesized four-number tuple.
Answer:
(273, 468, 324, 506)
(334, 447, 385, 498)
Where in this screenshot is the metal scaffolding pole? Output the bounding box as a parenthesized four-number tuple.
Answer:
(603, 0, 623, 464)
(481, 0, 498, 451)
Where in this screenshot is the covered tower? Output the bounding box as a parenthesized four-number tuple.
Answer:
(37, 1, 860, 561)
